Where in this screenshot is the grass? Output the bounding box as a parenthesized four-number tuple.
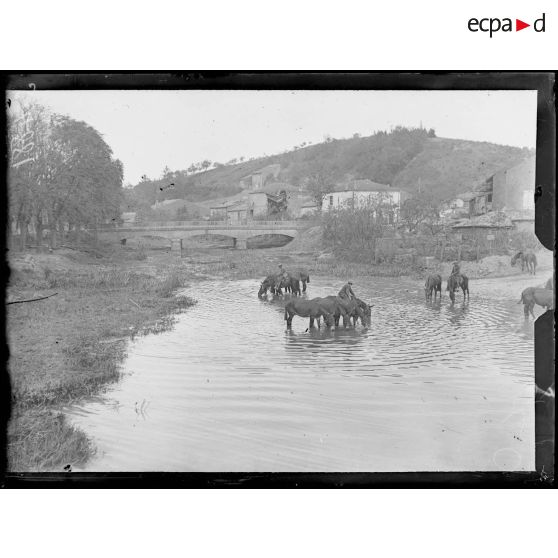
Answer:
(7, 250, 196, 472)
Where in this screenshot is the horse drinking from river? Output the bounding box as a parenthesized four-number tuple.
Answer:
(447, 274, 470, 304)
(258, 274, 281, 297)
(284, 298, 334, 329)
(424, 274, 442, 301)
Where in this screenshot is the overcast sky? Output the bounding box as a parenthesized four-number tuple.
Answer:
(7, 90, 537, 185)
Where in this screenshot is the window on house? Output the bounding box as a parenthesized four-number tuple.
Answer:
(329, 195, 334, 207)
(487, 194, 492, 203)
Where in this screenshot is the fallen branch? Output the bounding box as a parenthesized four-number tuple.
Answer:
(7, 292, 58, 305)
(129, 297, 142, 309)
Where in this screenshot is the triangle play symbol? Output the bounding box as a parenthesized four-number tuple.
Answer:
(516, 19, 530, 31)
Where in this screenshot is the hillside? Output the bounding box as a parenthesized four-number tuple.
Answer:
(125, 127, 534, 209)
(392, 137, 533, 199)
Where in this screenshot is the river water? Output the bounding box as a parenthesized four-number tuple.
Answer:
(65, 276, 536, 472)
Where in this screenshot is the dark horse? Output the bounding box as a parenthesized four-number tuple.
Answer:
(290, 270, 310, 292)
(274, 274, 301, 296)
(446, 273, 469, 304)
(277, 269, 310, 293)
(424, 273, 442, 301)
(518, 287, 553, 319)
(511, 251, 537, 275)
(258, 273, 281, 297)
(284, 298, 334, 329)
(316, 296, 371, 328)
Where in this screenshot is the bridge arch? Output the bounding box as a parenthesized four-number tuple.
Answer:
(245, 233, 294, 249)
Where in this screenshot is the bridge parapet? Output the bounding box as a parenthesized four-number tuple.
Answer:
(97, 219, 317, 232)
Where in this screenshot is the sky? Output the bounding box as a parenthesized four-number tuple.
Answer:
(7, 89, 537, 185)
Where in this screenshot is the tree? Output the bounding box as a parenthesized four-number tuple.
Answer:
(306, 167, 335, 209)
(400, 192, 440, 234)
(321, 198, 388, 255)
(7, 101, 124, 249)
(7, 100, 56, 248)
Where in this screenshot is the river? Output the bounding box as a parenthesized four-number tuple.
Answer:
(65, 275, 537, 472)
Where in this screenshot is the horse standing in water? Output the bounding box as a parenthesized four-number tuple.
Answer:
(424, 274, 442, 301)
(518, 287, 553, 318)
(446, 273, 469, 304)
(284, 298, 334, 329)
(511, 251, 537, 275)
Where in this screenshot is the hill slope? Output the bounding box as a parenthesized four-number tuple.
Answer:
(393, 137, 533, 199)
(125, 128, 534, 209)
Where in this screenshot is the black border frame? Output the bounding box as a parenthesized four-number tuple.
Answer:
(1, 71, 555, 488)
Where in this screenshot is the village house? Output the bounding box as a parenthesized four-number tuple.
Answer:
(239, 163, 281, 190)
(247, 191, 288, 218)
(490, 156, 535, 213)
(451, 211, 515, 256)
(209, 200, 236, 220)
(448, 156, 536, 227)
(225, 201, 252, 223)
(323, 179, 407, 223)
(298, 202, 319, 217)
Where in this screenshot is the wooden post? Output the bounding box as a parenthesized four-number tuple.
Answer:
(170, 238, 182, 254)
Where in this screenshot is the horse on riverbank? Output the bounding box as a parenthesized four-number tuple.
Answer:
(424, 273, 442, 301)
(518, 287, 553, 318)
(511, 251, 537, 275)
(446, 273, 469, 304)
(284, 298, 334, 329)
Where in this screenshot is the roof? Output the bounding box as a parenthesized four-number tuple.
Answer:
(337, 179, 393, 192)
(255, 181, 300, 194)
(210, 200, 238, 209)
(455, 191, 485, 202)
(485, 155, 536, 181)
(506, 209, 535, 221)
(452, 211, 513, 229)
(227, 201, 251, 212)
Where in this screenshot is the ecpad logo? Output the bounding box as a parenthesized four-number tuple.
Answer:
(468, 13, 546, 37)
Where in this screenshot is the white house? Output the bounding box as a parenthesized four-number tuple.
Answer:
(323, 180, 406, 223)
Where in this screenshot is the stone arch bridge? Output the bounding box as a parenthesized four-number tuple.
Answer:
(96, 220, 315, 250)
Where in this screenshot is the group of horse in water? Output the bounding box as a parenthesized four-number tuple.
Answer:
(257, 250, 554, 330)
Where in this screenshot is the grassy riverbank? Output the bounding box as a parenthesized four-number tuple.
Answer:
(7, 245, 196, 471)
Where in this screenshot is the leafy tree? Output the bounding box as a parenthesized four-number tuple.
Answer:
(400, 192, 440, 234)
(307, 167, 335, 209)
(7, 101, 124, 249)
